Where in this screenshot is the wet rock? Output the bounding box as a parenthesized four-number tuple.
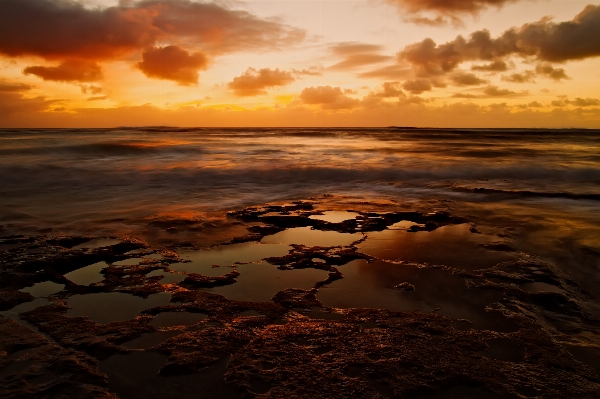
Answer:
(272, 288, 323, 309)
(180, 270, 240, 288)
(394, 282, 416, 292)
(315, 267, 344, 288)
(0, 289, 34, 311)
(0, 315, 115, 398)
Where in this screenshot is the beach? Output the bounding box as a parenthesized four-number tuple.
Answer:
(1, 127, 600, 398)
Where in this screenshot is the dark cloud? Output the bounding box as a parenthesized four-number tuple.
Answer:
(501, 71, 536, 83)
(0, 0, 305, 60)
(0, 90, 59, 117)
(450, 72, 487, 86)
(23, 60, 103, 82)
(299, 86, 359, 109)
(569, 98, 600, 107)
(528, 101, 543, 107)
(483, 85, 524, 97)
(402, 79, 432, 94)
(554, 97, 600, 107)
(385, 0, 519, 26)
(471, 60, 509, 72)
(397, 5, 600, 77)
(228, 68, 295, 96)
(137, 45, 208, 85)
(0, 81, 33, 92)
(535, 63, 569, 81)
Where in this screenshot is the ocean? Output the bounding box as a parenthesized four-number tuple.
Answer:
(1, 127, 600, 397)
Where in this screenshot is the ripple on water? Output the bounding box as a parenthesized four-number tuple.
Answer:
(261, 227, 361, 247)
(66, 292, 172, 324)
(72, 238, 121, 250)
(309, 211, 360, 223)
(357, 223, 518, 271)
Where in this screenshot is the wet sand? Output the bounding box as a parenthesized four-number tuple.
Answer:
(1, 198, 600, 398)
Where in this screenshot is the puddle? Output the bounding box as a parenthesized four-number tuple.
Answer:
(520, 282, 564, 294)
(100, 352, 240, 399)
(150, 312, 207, 328)
(207, 261, 328, 302)
(146, 269, 187, 284)
(20, 281, 64, 297)
(121, 331, 183, 350)
(239, 310, 263, 317)
(66, 292, 172, 324)
(317, 259, 517, 332)
(309, 211, 360, 223)
(413, 385, 518, 398)
(261, 227, 361, 247)
(2, 298, 50, 319)
(113, 258, 143, 266)
(563, 344, 600, 377)
(358, 224, 518, 271)
(64, 261, 107, 285)
(171, 243, 291, 275)
(72, 238, 121, 250)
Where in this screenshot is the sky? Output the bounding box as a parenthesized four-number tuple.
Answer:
(0, 0, 599, 127)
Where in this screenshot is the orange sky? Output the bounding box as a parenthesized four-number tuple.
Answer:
(1, 0, 599, 127)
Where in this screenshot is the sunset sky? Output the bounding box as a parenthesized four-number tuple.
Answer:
(1, 0, 599, 127)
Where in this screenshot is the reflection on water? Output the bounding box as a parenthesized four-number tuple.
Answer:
(72, 238, 121, 250)
(207, 261, 328, 302)
(64, 261, 107, 285)
(100, 352, 240, 399)
(261, 227, 361, 247)
(317, 259, 515, 331)
(121, 331, 183, 350)
(146, 269, 187, 284)
(309, 211, 360, 223)
(520, 282, 564, 294)
(20, 281, 64, 297)
(171, 243, 291, 275)
(67, 292, 172, 324)
(150, 312, 207, 328)
(358, 224, 518, 271)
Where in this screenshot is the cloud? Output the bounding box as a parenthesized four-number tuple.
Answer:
(568, 98, 600, 107)
(0, 81, 33, 92)
(328, 54, 393, 70)
(450, 72, 487, 86)
(23, 60, 103, 82)
(501, 71, 536, 83)
(328, 42, 392, 70)
(87, 96, 108, 101)
(136, 45, 208, 85)
(358, 65, 412, 80)
(0, 0, 305, 60)
(483, 85, 524, 97)
(402, 79, 432, 94)
(385, 0, 519, 26)
(553, 97, 600, 107)
(228, 68, 295, 96)
(292, 67, 323, 77)
(80, 85, 103, 95)
(0, 90, 59, 118)
(397, 5, 600, 78)
(471, 60, 509, 72)
(379, 82, 404, 97)
(535, 63, 569, 81)
(299, 86, 359, 109)
(331, 43, 385, 56)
